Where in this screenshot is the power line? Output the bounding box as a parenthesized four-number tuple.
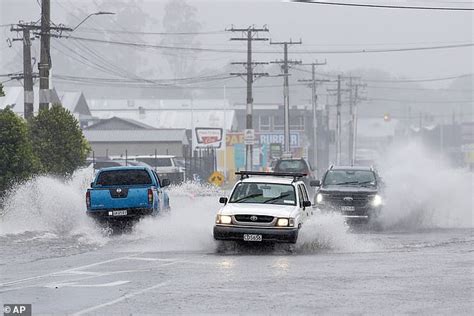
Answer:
(291, 67, 473, 83)
(65, 35, 474, 54)
(76, 27, 226, 35)
(56, 73, 234, 85)
(368, 97, 473, 104)
(366, 85, 473, 92)
(291, 0, 474, 11)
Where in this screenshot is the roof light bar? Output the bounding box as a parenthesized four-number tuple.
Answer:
(235, 171, 307, 182)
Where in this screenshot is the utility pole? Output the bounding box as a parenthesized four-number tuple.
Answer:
(270, 39, 302, 155)
(336, 75, 342, 165)
(228, 26, 269, 171)
(39, 0, 51, 110)
(346, 76, 361, 165)
(351, 83, 366, 164)
(298, 61, 329, 173)
(10, 24, 35, 119)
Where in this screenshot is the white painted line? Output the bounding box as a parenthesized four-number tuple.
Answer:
(125, 257, 160, 261)
(126, 257, 179, 262)
(72, 281, 168, 316)
(45, 280, 130, 288)
(0, 254, 138, 287)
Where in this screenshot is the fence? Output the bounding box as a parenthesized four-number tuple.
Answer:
(183, 146, 217, 182)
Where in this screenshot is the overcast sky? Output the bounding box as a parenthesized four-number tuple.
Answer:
(1, 0, 473, 88)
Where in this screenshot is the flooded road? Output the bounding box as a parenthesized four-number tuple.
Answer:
(0, 174, 472, 314)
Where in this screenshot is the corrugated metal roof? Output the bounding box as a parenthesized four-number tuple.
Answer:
(88, 98, 230, 110)
(0, 86, 89, 116)
(85, 117, 155, 130)
(83, 129, 189, 145)
(58, 92, 82, 112)
(89, 109, 235, 130)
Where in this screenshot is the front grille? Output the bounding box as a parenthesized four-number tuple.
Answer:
(324, 193, 372, 207)
(234, 215, 274, 223)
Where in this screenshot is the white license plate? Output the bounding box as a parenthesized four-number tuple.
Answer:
(243, 234, 262, 242)
(341, 206, 355, 211)
(112, 210, 127, 216)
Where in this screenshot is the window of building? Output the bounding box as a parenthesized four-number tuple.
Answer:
(290, 115, 304, 131)
(259, 115, 271, 131)
(274, 115, 284, 131)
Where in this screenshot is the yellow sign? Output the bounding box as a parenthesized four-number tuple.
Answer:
(208, 171, 225, 187)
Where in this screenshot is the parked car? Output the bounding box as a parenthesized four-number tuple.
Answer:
(86, 166, 170, 228)
(124, 155, 184, 184)
(213, 171, 313, 244)
(311, 165, 384, 223)
(85, 157, 151, 171)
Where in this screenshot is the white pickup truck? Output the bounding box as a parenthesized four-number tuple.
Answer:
(213, 171, 313, 244)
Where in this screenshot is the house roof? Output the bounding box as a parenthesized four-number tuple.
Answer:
(0, 86, 90, 116)
(83, 129, 189, 145)
(85, 116, 155, 130)
(89, 108, 236, 130)
(87, 98, 231, 110)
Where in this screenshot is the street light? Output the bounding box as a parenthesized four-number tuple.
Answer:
(72, 11, 115, 31)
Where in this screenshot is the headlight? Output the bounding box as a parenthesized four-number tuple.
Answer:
(316, 193, 324, 204)
(372, 194, 383, 207)
(277, 218, 289, 227)
(217, 215, 232, 224)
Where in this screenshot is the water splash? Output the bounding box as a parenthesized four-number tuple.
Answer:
(0, 167, 106, 244)
(377, 142, 473, 230)
(296, 212, 377, 253)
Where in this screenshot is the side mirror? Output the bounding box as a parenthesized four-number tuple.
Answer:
(219, 197, 228, 204)
(90, 182, 94, 188)
(303, 200, 312, 207)
(161, 179, 171, 187)
(310, 180, 321, 187)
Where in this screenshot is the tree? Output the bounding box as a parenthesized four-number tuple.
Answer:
(161, 0, 201, 79)
(29, 104, 90, 176)
(0, 108, 39, 195)
(0, 83, 4, 97)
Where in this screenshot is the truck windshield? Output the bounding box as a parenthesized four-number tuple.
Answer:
(96, 170, 152, 186)
(323, 170, 376, 186)
(229, 182, 296, 206)
(136, 158, 173, 167)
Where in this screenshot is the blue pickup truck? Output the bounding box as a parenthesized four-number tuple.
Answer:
(86, 166, 170, 225)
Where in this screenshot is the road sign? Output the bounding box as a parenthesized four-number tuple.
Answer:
(244, 129, 255, 145)
(208, 171, 225, 187)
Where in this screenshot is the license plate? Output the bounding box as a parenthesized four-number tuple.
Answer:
(341, 206, 355, 211)
(243, 234, 262, 242)
(112, 210, 127, 216)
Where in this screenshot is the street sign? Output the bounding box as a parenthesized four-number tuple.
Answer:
(208, 171, 225, 187)
(244, 129, 255, 145)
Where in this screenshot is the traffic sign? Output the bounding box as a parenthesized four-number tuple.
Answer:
(244, 129, 255, 145)
(208, 171, 225, 187)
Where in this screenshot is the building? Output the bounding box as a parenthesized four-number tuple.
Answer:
(231, 103, 316, 168)
(0, 86, 92, 126)
(83, 117, 188, 157)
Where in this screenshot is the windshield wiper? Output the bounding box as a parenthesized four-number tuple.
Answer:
(232, 193, 263, 203)
(263, 193, 291, 204)
(358, 180, 376, 186)
(334, 181, 359, 185)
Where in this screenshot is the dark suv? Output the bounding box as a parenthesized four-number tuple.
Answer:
(311, 165, 383, 223)
(273, 158, 316, 188)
